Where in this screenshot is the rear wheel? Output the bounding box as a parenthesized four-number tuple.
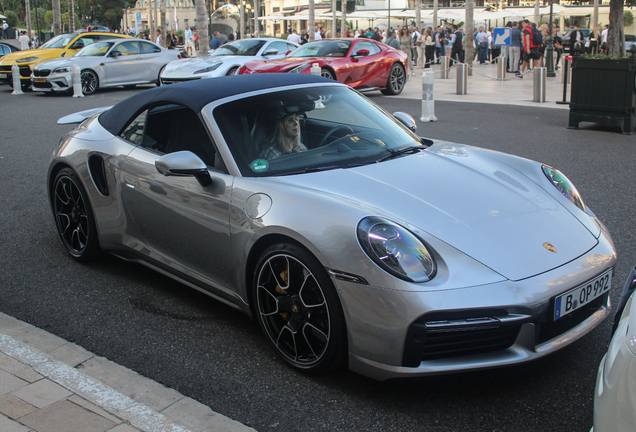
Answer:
(253, 243, 347, 374)
(320, 68, 335, 80)
(156, 66, 166, 86)
(52, 168, 101, 261)
(226, 66, 239, 76)
(381, 63, 405, 95)
(80, 70, 98, 95)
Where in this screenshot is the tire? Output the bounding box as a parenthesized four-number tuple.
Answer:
(80, 70, 98, 95)
(226, 66, 239, 76)
(320, 68, 335, 80)
(52, 168, 101, 262)
(123, 84, 137, 90)
(156, 66, 166, 86)
(381, 63, 406, 95)
(253, 243, 347, 374)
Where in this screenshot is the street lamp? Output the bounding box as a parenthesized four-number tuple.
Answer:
(545, 0, 556, 77)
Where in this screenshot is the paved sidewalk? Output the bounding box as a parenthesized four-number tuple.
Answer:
(399, 60, 570, 109)
(0, 313, 255, 432)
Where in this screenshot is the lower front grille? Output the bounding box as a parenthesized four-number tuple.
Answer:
(422, 325, 521, 361)
(33, 69, 51, 77)
(161, 77, 199, 85)
(33, 81, 52, 88)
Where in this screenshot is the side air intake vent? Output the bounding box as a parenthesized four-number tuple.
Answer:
(88, 155, 109, 196)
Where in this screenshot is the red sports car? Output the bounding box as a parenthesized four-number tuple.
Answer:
(239, 38, 408, 95)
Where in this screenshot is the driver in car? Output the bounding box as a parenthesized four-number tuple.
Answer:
(259, 112, 308, 160)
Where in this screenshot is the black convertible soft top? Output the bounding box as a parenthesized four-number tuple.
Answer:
(99, 74, 334, 136)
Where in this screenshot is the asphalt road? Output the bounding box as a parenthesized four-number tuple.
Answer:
(1, 86, 635, 432)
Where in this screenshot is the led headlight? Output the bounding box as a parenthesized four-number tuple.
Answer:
(193, 63, 222, 74)
(542, 165, 586, 212)
(288, 63, 311, 74)
(357, 217, 436, 283)
(16, 57, 38, 63)
(53, 67, 73, 73)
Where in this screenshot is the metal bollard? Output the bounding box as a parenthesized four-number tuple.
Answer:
(440, 56, 449, 79)
(72, 64, 84, 98)
(456, 63, 467, 95)
(556, 57, 571, 105)
(420, 70, 437, 123)
(497, 56, 506, 81)
(11, 64, 24, 95)
(533, 67, 547, 103)
(560, 56, 572, 84)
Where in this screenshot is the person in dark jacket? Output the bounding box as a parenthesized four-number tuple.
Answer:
(385, 30, 401, 50)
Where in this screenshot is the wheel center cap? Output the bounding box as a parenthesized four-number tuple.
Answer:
(290, 297, 304, 318)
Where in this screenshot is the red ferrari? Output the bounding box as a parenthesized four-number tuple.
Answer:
(239, 38, 408, 95)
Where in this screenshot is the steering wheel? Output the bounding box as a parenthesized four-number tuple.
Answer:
(317, 125, 354, 148)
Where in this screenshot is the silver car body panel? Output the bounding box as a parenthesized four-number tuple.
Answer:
(49, 80, 617, 380)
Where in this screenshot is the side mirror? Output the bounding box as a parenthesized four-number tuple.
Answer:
(71, 40, 85, 50)
(155, 151, 212, 186)
(285, 50, 292, 55)
(353, 49, 370, 57)
(109, 50, 122, 58)
(263, 48, 279, 56)
(393, 112, 417, 132)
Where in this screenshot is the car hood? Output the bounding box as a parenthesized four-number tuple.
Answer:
(270, 142, 598, 281)
(0, 48, 64, 65)
(35, 56, 98, 69)
(251, 57, 322, 72)
(163, 55, 251, 74)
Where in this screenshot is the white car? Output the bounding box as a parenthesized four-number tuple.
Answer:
(592, 265, 636, 431)
(160, 38, 298, 85)
(32, 38, 181, 95)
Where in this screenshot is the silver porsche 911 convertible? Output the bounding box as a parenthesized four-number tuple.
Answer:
(48, 74, 617, 381)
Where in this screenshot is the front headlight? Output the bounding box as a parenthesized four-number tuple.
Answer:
(193, 63, 222, 74)
(53, 67, 72, 73)
(16, 57, 38, 63)
(542, 165, 586, 211)
(288, 63, 311, 73)
(357, 217, 436, 283)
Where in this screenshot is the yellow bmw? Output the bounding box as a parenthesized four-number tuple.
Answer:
(0, 30, 131, 89)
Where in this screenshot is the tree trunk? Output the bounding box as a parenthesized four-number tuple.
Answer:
(52, 0, 61, 36)
(592, 0, 599, 29)
(341, 5, 346, 37)
(309, 0, 315, 41)
(415, 0, 421, 30)
(195, 0, 208, 56)
(254, 0, 259, 36)
(68, 0, 74, 31)
(433, 0, 438, 29)
(161, 0, 166, 47)
(332, 0, 337, 38)
(240, 0, 245, 39)
(534, 0, 540, 25)
(608, 0, 625, 57)
(149, 0, 154, 37)
(466, 0, 474, 75)
(25, 0, 32, 39)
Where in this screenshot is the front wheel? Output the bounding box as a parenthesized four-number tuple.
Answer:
(52, 168, 101, 261)
(226, 66, 239, 76)
(320, 68, 336, 80)
(80, 70, 98, 95)
(381, 63, 405, 95)
(253, 243, 347, 374)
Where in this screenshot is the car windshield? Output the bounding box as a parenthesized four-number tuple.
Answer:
(75, 41, 114, 57)
(211, 40, 266, 56)
(40, 34, 76, 49)
(289, 40, 352, 57)
(214, 86, 423, 177)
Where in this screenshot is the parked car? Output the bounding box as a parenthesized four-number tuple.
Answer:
(49, 74, 616, 380)
(32, 38, 180, 95)
(592, 265, 636, 432)
(0, 31, 130, 89)
(240, 38, 408, 95)
(160, 38, 298, 85)
(624, 34, 636, 52)
(0, 41, 20, 59)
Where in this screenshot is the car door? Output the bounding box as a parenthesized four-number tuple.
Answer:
(117, 104, 237, 295)
(345, 41, 384, 87)
(139, 41, 167, 81)
(102, 41, 145, 85)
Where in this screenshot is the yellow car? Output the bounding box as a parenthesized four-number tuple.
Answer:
(0, 31, 131, 89)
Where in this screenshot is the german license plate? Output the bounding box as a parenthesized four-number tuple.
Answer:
(0, 73, 7, 79)
(554, 269, 612, 320)
(34, 77, 46, 83)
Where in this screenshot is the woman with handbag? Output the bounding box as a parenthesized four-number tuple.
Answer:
(399, 27, 415, 75)
(415, 27, 425, 68)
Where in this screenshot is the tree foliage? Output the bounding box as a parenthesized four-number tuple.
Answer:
(624, 10, 634, 27)
(4, 10, 19, 28)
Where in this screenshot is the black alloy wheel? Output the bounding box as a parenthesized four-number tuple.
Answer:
(52, 168, 101, 261)
(253, 243, 347, 373)
(226, 66, 239, 76)
(381, 63, 406, 95)
(80, 70, 98, 95)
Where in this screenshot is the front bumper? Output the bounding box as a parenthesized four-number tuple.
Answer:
(160, 75, 201, 85)
(337, 227, 616, 381)
(31, 69, 72, 92)
(0, 64, 32, 85)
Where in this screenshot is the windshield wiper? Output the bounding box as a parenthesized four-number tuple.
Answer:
(376, 146, 426, 163)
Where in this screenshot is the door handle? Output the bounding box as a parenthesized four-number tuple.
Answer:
(124, 176, 139, 188)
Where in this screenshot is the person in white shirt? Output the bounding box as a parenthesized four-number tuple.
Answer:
(184, 25, 193, 56)
(601, 25, 608, 44)
(287, 29, 302, 44)
(18, 31, 30, 50)
(155, 29, 162, 46)
(314, 25, 322, 41)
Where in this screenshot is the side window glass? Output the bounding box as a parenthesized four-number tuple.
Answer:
(287, 43, 297, 52)
(141, 42, 161, 53)
(79, 36, 99, 47)
(120, 110, 147, 146)
(269, 41, 288, 55)
(117, 41, 141, 55)
(353, 42, 379, 56)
